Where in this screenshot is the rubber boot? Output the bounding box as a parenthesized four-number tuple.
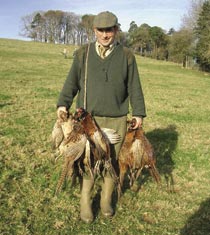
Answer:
(100, 177, 115, 217)
(80, 178, 94, 223)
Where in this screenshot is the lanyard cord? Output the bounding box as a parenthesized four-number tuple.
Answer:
(84, 43, 90, 110)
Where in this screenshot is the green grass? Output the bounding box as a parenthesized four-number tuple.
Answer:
(0, 38, 210, 235)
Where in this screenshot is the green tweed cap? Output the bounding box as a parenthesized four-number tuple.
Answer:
(93, 11, 119, 28)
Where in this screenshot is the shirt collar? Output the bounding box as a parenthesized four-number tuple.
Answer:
(95, 41, 117, 57)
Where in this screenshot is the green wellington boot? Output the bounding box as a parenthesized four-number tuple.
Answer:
(100, 177, 115, 217)
(80, 179, 94, 223)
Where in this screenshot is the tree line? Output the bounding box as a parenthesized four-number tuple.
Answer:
(20, 0, 210, 72)
(20, 11, 94, 45)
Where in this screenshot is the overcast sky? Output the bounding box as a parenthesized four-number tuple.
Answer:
(0, 0, 191, 40)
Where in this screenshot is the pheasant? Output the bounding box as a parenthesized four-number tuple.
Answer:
(55, 120, 88, 194)
(74, 108, 119, 183)
(52, 109, 121, 194)
(51, 111, 76, 163)
(118, 119, 161, 197)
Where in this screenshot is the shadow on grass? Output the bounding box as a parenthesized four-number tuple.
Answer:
(0, 102, 13, 109)
(180, 198, 210, 235)
(146, 124, 178, 192)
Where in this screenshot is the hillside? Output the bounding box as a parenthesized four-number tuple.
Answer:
(0, 38, 210, 235)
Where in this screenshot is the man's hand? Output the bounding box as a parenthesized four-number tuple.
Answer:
(57, 106, 68, 120)
(131, 116, 143, 129)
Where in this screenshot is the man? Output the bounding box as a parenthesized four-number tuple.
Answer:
(56, 11, 146, 223)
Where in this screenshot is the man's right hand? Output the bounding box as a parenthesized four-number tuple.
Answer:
(57, 106, 68, 120)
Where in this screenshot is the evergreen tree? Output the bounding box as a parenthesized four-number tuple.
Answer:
(168, 29, 194, 66)
(195, 0, 210, 71)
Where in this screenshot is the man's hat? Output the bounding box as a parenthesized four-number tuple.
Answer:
(93, 11, 119, 28)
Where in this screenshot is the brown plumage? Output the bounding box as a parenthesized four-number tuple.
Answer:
(51, 110, 69, 150)
(51, 111, 76, 163)
(55, 118, 87, 195)
(74, 108, 119, 182)
(118, 119, 161, 196)
(52, 109, 121, 194)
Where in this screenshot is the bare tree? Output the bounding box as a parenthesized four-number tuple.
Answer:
(20, 12, 40, 40)
(81, 14, 95, 43)
(62, 12, 81, 44)
(181, 0, 204, 31)
(43, 10, 64, 43)
(20, 10, 86, 44)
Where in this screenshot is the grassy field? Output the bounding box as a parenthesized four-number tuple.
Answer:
(0, 38, 210, 235)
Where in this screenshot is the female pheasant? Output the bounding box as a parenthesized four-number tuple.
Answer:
(118, 119, 161, 196)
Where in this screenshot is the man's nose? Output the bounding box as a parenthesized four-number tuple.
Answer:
(102, 31, 108, 36)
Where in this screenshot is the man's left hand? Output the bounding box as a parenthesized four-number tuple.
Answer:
(131, 116, 143, 129)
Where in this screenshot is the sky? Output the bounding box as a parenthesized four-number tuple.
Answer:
(0, 0, 191, 40)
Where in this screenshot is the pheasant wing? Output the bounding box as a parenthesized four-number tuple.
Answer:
(51, 120, 64, 149)
(101, 128, 121, 144)
(62, 134, 87, 161)
(92, 130, 108, 155)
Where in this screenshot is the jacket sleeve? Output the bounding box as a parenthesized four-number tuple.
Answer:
(127, 54, 146, 117)
(57, 52, 81, 110)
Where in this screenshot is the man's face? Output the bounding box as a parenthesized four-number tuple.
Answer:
(94, 27, 117, 46)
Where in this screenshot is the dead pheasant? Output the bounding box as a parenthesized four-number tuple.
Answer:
(51, 110, 69, 150)
(74, 108, 119, 183)
(55, 120, 88, 194)
(118, 119, 161, 196)
(52, 109, 121, 194)
(51, 110, 75, 159)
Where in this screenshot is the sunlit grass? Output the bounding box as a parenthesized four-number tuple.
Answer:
(0, 38, 210, 235)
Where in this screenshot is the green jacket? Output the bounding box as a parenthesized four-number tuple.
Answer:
(57, 42, 146, 117)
